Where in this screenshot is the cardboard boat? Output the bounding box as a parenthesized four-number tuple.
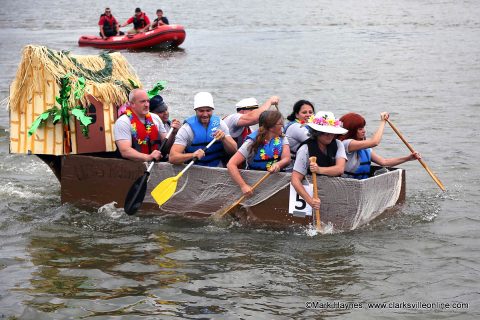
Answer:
(38, 154, 406, 231)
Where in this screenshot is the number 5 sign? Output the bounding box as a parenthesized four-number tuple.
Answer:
(288, 183, 313, 217)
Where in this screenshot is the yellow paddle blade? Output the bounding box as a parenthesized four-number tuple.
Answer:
(151, 175, 180, 206)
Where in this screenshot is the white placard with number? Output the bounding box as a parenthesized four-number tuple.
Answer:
(288, 182, 313, 217)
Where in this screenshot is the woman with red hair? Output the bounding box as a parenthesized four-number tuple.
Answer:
(338, 112, 420, 179)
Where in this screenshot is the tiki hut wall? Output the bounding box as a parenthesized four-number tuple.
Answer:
(9, 45, 141, 155)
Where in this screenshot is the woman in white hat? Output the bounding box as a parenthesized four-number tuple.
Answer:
(290, 111, 348, 210)
(227, 110, 291, 196)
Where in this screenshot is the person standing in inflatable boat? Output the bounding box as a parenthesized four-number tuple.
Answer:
(290, 111, 348, 210)
(338, 112, 421, 179)
(169, 92, 237, 167)
(227, 110, 291, 197)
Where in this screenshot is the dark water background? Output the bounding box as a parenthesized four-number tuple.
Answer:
(0, 0, 479, 318)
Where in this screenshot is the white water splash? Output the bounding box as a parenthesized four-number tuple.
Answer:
(97, 201, 123, 219)
(305, 222, 335, 237)
(0, 182, 57, 200)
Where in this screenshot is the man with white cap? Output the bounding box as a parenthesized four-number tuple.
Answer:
(290, 111, 348, 210)
(169, 92, 237, 167)
(223, 96, 280, 148)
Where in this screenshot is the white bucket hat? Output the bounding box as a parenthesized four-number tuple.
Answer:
(305, 111, 348, 134)
(236, 97, 258, 110)
(193, 92, 215, 110)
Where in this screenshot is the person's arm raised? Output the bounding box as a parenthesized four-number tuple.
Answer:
(236, 96, 280, 127)
(347, 112, 389, 152)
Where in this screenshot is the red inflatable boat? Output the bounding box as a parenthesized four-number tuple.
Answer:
(78, 25, 186, 50)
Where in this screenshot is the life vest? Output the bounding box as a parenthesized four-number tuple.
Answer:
(245, 131, 283, 171)
(233, 126, 251, 148)
(101, 14, 117, 35)
(345, 148, 372, 179)
(300, 138, 338, 172)
(133, 13, 147, 29)
(125, 107, 160, 154)
(184, 115, 225, 167)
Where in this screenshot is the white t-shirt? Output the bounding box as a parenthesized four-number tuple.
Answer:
(113, 113, 166, 141)
(238, 136, 290, 164)
(173, 119, 231, 148)
(293, 139, 347, 176)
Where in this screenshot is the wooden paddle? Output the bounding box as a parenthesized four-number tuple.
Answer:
(309, 156, 322, 231)
(151, 138, 218, 206)
(385, 119, 445, 191)
(124, 127, 174, 215)
(212, 171, 271, 220)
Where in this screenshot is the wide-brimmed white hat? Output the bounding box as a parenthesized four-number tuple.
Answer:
(305, 111, 348, 134)
(194, 92, 215, 110)
(236, 97, 258, 110)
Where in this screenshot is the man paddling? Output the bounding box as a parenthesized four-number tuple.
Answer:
(223, 96, 280, 148)
(114, 89, 167, 161)
(149, 94, 181, 161)
(169, 92, 237, 167)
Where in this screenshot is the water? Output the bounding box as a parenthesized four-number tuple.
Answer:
(1, 0, 479, 318)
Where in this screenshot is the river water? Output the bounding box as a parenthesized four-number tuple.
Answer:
(0, 0, 479, 319)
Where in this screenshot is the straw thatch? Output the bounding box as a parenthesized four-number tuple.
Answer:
(9, 45, 143, 155)
(9, 45, 142, 112)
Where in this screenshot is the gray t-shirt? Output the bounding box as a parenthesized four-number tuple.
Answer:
(223, 113, 244, 139)
(173, 119, 231, 148)
(238, 136, 290, 164)
(292, 139, 347, 176)
(285, 122, 310, 154)
(113, 113, 166, 141)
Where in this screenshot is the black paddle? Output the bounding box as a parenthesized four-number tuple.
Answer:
(124, 127, 174, 215)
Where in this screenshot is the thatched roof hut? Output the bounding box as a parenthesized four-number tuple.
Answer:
(9, 45, 142, 155)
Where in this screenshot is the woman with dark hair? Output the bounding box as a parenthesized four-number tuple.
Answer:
(284, 100, 315, 170)
(338, 112, 420, 179)
(290, 111, 348, 210)
(227, 110, 291, 196)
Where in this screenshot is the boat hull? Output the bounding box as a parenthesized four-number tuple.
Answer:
(78, 25, 186, 50)
(56, 154, 406, 231)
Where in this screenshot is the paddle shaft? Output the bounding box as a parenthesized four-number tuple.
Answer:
(141, 127, 175, 178)
(178, 138, 218, 176)
(214, 172, 271, 219)
(124, 127, 175, 214)
(309, 157, 321, 231)
(150, 137, 219, 206)
(385, 119, 445, 191)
